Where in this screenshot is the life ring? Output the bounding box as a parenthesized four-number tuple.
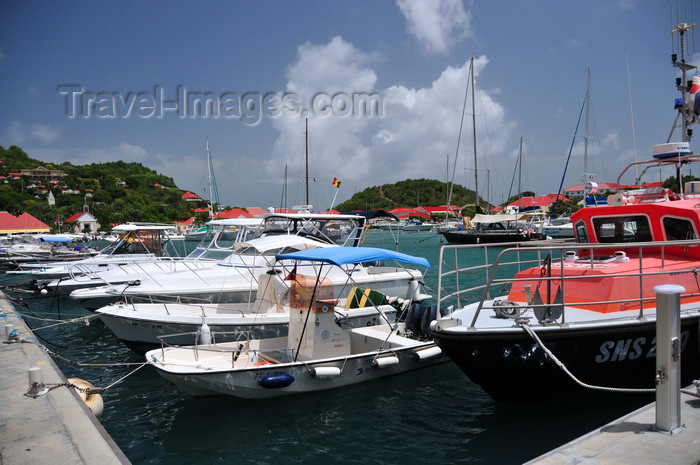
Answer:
(68, 378, 104, 418)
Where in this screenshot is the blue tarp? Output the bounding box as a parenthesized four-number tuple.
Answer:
(276, 246, 430, 268)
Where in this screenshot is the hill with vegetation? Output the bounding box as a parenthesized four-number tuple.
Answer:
(0, 145, 202, 231)
(335, 178, 480, 216)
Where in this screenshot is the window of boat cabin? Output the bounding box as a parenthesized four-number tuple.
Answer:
(662, 216, 697, 241)
(591, 215, 651, 243)
(574, 220, 589, 243)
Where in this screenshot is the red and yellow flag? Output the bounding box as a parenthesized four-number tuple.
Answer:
(332, 177, 341, 188)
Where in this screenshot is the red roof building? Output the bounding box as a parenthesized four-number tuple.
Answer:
(182, 192, 202, 201)
(245, 207, 270, 217)
(214, 208, 254, 219)
(0, 212, 50, 234)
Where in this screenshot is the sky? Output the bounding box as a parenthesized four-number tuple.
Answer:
(1, 1, 698, 212)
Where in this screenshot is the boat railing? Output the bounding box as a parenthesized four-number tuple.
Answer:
(436, 239, 700, 326)
(122, 293, 215, 306)
(155, 330, 295, 366)
(437, 241, 543, 311)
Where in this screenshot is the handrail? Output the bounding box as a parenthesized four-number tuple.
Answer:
(155, 330, 295, 366)
(436, 239, 700, 328)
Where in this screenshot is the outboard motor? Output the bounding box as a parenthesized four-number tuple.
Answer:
(405, 303, 437, 340)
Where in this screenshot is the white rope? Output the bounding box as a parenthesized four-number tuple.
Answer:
(518, 322, 656, 394)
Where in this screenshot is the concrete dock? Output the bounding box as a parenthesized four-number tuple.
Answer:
(528, 389, 700, 464)
(0, 294, 130, 464)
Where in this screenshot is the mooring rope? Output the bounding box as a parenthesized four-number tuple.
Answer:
(18, 312, 99, 331)
(518, 321, 699, 397)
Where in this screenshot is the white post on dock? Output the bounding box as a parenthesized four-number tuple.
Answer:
(653, 284, 684, 434)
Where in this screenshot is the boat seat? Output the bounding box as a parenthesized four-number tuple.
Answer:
(351, 326, 422, 347)
(346, 287, 387, 308)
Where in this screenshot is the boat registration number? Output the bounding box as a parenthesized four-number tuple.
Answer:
(595, 331, 690, 363)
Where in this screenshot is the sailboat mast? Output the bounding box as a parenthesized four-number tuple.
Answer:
(205, 139, 220, 219)
(279, 164, 288, 211)
(305, 118, 309, 206)
(582, 68, 591, 186)
(518, 137, 523, 213)
(471, 57, 479, 209)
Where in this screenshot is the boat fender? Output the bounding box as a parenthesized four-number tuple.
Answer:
(68, 378, 104, 418)
(258, 373, 295, 388)
(372, 356, 399, 367)
(411, 346, 442, 361)
(309, 366, 341, 378)
(198, 321, 211, 345)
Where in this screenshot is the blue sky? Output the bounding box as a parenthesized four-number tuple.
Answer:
(1, 1, 696, 211)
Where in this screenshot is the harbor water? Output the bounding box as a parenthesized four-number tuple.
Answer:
(4, 230, 654, 464)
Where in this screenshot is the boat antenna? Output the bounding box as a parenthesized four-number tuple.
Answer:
(670, 19, 697, 197)
(670, 21, 696, 143)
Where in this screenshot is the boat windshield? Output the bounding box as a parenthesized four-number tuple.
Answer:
(262, 216, 364, 247)
(591, 215, 652, 243)
(188, 224, 264, 260)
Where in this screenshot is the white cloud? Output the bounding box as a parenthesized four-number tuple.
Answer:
(267, 37, 519, 208)
(2, 121, 25, 145)
(31, 123, 62, 143)
(2, 121, 63, 145)
(396, 0, 472, 55)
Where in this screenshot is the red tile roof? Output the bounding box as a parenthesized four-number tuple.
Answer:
(214, 208, 254, 219)
(0, 212, 50, 233)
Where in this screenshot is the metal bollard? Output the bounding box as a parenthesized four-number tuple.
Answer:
(652, 284, 684, 434)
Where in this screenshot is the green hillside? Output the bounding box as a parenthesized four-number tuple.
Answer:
(0, 145, 202, 230)
(1, 145, 562, 231)
(336, 178, 478, 215)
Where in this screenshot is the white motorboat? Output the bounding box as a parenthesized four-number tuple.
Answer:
(68, 213, 429, 310)
(0, 234, 97, 269)
(402, 219, 435, 232)
(95, 246, 430, 352)
(145, 246, 445, 398)
(7, 223, 185, 283)
(539, 216, 574, 239)
(30, 218, 263, 294)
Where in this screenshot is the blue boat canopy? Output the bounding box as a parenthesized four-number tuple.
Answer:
(39, 235, 73, 243)
(275, 246, 430, 268)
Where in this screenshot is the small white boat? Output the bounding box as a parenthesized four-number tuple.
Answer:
(7, 223, 184, 281)
(539, 216, 574, 239)
(402, 219, 435, 232)
(145, 246, 445, 398)
(96, 271, 405, 353)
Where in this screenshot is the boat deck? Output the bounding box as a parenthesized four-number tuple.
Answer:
(528, 388, 700, 464)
